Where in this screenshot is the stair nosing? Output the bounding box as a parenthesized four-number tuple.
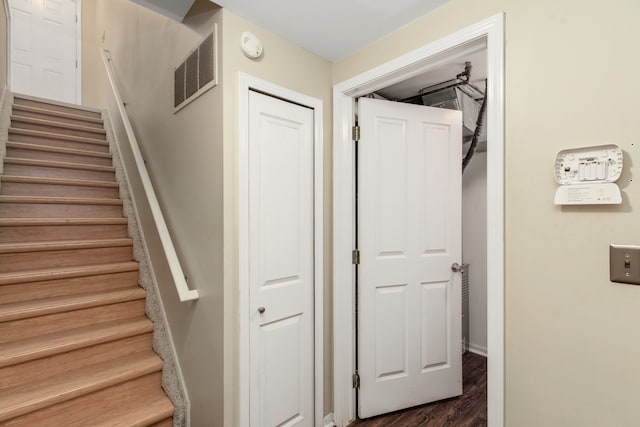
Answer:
(14, 94, 102, 115)
(0, 317, 153, 369)
(6, 141, 112, 159)
(9, 128, 109, 146)
(0, 195, 123, 205)
(0, 261, 139, 286)
(4, 156, 115, 172)
(0, 238, 133, 254)
(0, 217, 128, 226)
(0, 288, 145, 323)
(0, 350, 161, 422)
(11, 115, 107, 136)
(12, 104, 104, 124)
(93, 402, 175, 427)
(1, 175, 120, 188)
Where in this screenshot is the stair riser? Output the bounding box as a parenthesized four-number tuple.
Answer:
(13, 98, 102, 120)
(12, 109, 104, 129)
(11, 120, 107, 141)
(0, 332, 152, 391)
(0, 245, 133, 273)
(0, 300, 145, 344)
(0, 270, 139, 304)
(0, 223, 128, 243)
(9, 132, 110, 153)
(0, 181, 120, 198)
(4, 163, 116, 181)
(2, 372, 171, 427)
(6, 147, 113, 167)
(150, 418, 175, 427)
(0, 202, 123, 218)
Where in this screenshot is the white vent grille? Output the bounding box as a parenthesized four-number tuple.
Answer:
(174, 25, 218, 112)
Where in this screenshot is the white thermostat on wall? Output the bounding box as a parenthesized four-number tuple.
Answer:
(241, 31, 263, 59)
(554, 144, 623, 205)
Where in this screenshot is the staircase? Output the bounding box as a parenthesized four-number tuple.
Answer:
(0, 95, 175, 426)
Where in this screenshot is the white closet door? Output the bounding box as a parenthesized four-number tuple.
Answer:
(248, 91, 315, 426)
(358, 97, 463, 418)
(9, 0, 79, 103)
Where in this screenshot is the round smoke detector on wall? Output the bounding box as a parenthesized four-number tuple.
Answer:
(241, 31, 263, 59)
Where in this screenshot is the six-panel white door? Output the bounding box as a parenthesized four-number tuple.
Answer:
(248, 90, 315, 426)
(357, 97, 463, 418)
(9, 0, 79, 103)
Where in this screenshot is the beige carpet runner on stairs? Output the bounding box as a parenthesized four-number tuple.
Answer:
(0, 95, 174, 426)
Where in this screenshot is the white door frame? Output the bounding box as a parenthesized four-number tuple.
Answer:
(238, 73, 324, 427)
(332, 13, 504, 427)
(5, 0, 82, 104)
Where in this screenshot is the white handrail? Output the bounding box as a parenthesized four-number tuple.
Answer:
(100, 48, 199, 302)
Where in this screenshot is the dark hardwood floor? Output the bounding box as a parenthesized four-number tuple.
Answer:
(350, 352, 487, 427)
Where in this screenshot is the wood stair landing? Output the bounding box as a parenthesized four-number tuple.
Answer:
(0, 95, 174, 425)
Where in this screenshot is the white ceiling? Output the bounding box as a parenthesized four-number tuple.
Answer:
(211, 0, 450, 61)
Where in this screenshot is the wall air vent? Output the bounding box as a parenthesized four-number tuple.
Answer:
(174, 24, 218, 112)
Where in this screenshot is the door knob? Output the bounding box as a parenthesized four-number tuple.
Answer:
(257, 307, 266, 314)
(451, 263, 465, 273)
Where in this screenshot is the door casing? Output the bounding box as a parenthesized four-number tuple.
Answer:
(238, 73, 324, 427)
(332, 13, 505, 427)
(5, 0, 82, 104)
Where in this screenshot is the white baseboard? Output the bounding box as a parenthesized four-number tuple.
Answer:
(324, 412, 335, 427)
(469, 343, 488, 357)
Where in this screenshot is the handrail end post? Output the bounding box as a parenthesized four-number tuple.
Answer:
(179, 289, 200, 302)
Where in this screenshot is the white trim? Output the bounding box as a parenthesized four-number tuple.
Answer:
(324, 412, 336, 427)
(5, 0, 11, 91)
(75, 0, 82, 105)
(238, 72, 324, 427)
(469, 344, 488, 358)
(332, 13, 504, 427)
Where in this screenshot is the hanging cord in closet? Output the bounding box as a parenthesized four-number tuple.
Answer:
(462, 78, 488, 173)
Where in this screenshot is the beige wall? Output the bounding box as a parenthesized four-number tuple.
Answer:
(335, 0, 640, 425)
(220, 9, 334, 425)
(82, 1, 333, 424)
(86, 0, 225, 425)
(0, 0, 7, 90)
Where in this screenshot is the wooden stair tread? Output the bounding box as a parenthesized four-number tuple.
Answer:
(8, 128, 109, 146)
(3, 157, 115, 172)
(1, 97, 172, 424)
(0, 175, 119, 188)
(0, 287, 145, 323)
(0, 238, 133, 254)
(6, 141, 112, 159)
(11, 115, 107, 135)
(12, 104, 103, 125)
(0, 217, 128, 226)
(0, 195, 122, 205)
(13, 94, 102, 115)
(0, 351, 162, 422)
(0, 317, 153, 369)
(92, 392, 175, 427)
(0, 261, 139, 285)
